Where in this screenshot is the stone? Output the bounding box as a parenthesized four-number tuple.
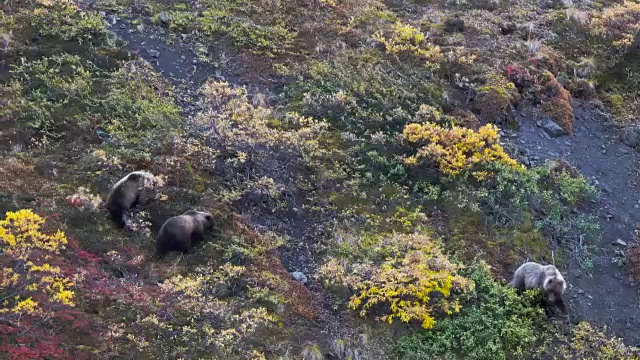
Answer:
(147, 49, 160, 58)
(621, 126, 640, 148)
(291, 271, 308, 285)
(159, 11, 170, 24)
(541, 118, 567, 138)
(612, 239, 627, 247)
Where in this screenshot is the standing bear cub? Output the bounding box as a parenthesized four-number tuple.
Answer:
(510, 261, 568, 315)
(155, 210, 214, 258)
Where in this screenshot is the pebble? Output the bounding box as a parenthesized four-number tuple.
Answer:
(291, 271, 308, 284)
(160, 11, 171, 24)
(612, 239, 627, 247)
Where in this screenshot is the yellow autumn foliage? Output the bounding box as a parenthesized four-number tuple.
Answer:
(591, 2, 640, 48)
(403, 122, 524, 177)
(319, 232, 474, 329)
(0, 209, 67, 254)
(0, 209, 74, 318)
(373, 22, 442, 65)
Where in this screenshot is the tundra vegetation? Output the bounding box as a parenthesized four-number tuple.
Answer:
(0, 0, 639, 359)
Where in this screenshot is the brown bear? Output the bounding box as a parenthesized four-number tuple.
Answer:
(105, 171, 156, 228)
(154, 210, 214, 258)
(509, 261, 568, 315)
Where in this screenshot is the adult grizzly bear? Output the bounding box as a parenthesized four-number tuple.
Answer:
(155, 210, 214, 258)
(510, 261, 568, 315)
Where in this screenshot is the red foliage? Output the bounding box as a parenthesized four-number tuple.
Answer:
(505, 64, 534, 89)
(0, 213, 164, 358)
(540, 72, 574, 133)
(251, 255, 319, 320)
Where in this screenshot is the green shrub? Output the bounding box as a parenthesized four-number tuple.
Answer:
(7, 56, 181, 155)
(537, 321, 640, 359)
(397, 263, 546, 360)
(149, 0, 297, 57)
(439, 160, 598, 252)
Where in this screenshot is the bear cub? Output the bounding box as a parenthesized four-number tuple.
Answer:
(155, 210, 214, 258)
(105, 171, 156, 228)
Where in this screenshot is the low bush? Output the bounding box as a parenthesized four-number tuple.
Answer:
(539, 71, 575, 133)
(319, 231, 474, 329)
(0, 209, 98, 359)
(396, 262, 546, 360)
(439, 160, 598, 253)
(373, 21, 442, 67)
(473, 73, 520, 123)
(538, 321, 640, 359)
(403, 122, 523, 178)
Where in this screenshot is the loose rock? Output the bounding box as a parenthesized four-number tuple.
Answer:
(612, 239, 627, 247)
(621, 126, 640, 148)
(541, 118, 567, 138)
(159, 11, 170, 24)
(291, 271, 308, 285)
(147, 49, 160, 58)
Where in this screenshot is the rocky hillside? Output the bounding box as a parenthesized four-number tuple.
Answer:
(1, 0, 640, 358)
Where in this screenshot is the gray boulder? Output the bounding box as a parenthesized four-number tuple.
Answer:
(621, 126, 640, 147)
(541, 118, 567, 138)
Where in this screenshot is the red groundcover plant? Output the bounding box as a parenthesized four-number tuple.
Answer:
(0, 209, 102, 359)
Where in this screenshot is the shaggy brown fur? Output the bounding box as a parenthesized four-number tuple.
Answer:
(105, 171, 154, 228)
(510, 261, 568, 315)
(155, 210, 214, 258)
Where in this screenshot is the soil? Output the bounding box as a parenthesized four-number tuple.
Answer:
(508, 101, 640, 345)
(93, 5, 640, 348)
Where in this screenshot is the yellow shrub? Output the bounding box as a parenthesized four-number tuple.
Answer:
(403, 122, 524, 177)
(0, 209, 74, 318)
(319, 233, 474, 329)
(540, 321, 640, 359)
(373, 22, 442, 66)
(0, 209, 67, 254)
